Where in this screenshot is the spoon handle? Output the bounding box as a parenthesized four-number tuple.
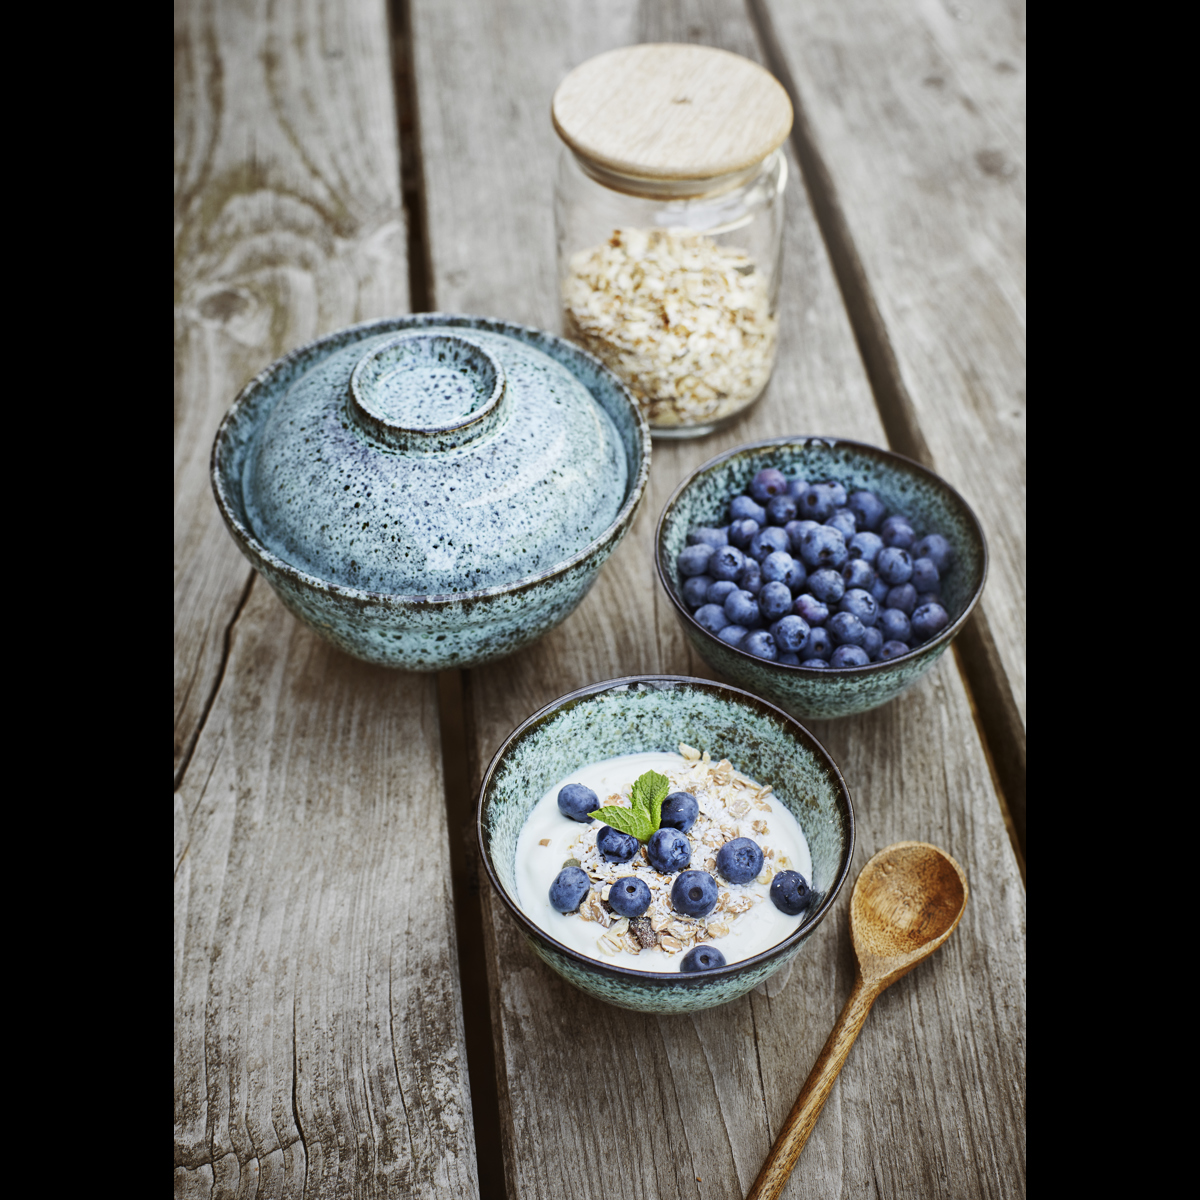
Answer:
(746, 973, 880, 1200)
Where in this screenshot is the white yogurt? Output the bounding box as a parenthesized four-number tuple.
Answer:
(514, 749, 814, 971)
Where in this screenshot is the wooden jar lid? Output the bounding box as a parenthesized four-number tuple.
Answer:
(552, 44, 793, 188)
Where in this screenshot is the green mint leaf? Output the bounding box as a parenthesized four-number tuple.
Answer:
(589, 805, 653, 843)
(630, 770, 670, 832)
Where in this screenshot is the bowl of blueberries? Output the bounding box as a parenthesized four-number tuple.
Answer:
(655, 437, 987, 719)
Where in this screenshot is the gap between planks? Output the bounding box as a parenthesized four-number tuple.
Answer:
(746, 0, 1026, 868)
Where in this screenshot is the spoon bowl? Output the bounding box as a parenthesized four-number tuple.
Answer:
(747, 842, 968, 1200)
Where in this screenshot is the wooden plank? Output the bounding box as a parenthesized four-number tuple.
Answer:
(411, 0, 1025, 1195)
(174, 585, 480, 1199)
(174, 0, 409, 783)
(752, 0, 1027, 736)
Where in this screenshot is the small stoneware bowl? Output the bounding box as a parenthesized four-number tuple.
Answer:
(478, 676, 854, 1014)
(655, 438, 987, 719)
(211, 314, 650, 670)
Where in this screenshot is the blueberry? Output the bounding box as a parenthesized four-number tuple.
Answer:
(830, 644, 870, 667)
(766, 494, 798, 526)
(558, 783, 599, 822)
(647, 827, 692, 873)
(749, 526, 791, 562)
(740, 558, 763, 596)
(762, 551, 805, 591)
(875, 547, 913, 586)
(806, 567, 845, 604)
(724, 589, 761, 627)
(881, 516, 915, 549)
(828, 611, 866, 646)
(777, 651, 801, 665)
(715, 837, 764, 884)
(709, 544, 747, 582)
(758, 581, 793, 621)
(911, 602, 950, 642)
(706, 579, 739, 606)
(861, 626, 884, 660)
(801, 657, 830, 668)
(847, 490, 887, 532)
(878, 607, 912, 643)
(678, 544, 715, 577)
(596, 824, 639, 863)
(915, 590, 942, 609)
(671, 869, 719, 917)
(787, 477, 809, 499)
(842, 558, 876, 591)
(693, 603, 729, 635)
(870, 576, 891, 605)
(786, 519, 820, 554)
(682, 574, 714, 608)
(797, 484, 837, 522)
(879, 640, 910, 660)
(687, 526, 729, 548)
(718, 624, 748, 647)
(549, 866, 591, 912)
(608, 876, 651, 918)
(770, 869, 815, 916)
(840, 588, 878, 625)
(885, 582, 917, 615)
(825, 509, 857, 539)
(768, 615, 808, 655)
(729, 518, 760, 550)
(914, 534, 953, 572)
(660, 791, 699, 832)
(730, 495, 767, 525)
(822, 481, 848, 507)
(799, 525, 848, 570)
(847, 531, 883, 564)
(743, 630, 779, 660)
(911, 557, 940, 593)
(794, 592, 829, 625)
(749, 468, 789, 503)
(805, 626, 835, 659)
(680, 944, 727, 973)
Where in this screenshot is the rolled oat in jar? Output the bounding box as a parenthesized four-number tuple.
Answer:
(552, 44, 792, 437)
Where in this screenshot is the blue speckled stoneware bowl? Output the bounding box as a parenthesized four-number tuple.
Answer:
(478, 677, 854, 1013)
(655, 438, 987, 719)
(211, 314, 650, 669)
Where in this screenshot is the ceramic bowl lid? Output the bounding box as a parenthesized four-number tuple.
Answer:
(238, 322, 631, 595)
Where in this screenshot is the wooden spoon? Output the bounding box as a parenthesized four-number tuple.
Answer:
(746, 841, 969, 1200)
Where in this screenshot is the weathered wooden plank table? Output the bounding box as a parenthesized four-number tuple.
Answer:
(175, 2, 1026, 1197)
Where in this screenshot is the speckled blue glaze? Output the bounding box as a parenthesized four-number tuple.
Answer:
(655, 439, 988, 719)
(212, 315, 651, 669)
(478, 677, 854, 1013)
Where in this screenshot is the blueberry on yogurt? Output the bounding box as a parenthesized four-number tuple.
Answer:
(647, 827, 692, 873)
(715, 837, 764, 884)
(549, 867, 591, 913)
(608, 876, 651, 918)
(680, 945, 727, 973)
(660, 791, 700, 832)
(770, 869, 815, 916)
(596, 824, 638, 863)
(671, 870, 719, 917)
(557, 783, 599, 823)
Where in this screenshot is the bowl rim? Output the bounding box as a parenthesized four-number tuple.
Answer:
(210, 312, 652, 609)
(476, 674, 855, 983)
(654, 436, 989, 677)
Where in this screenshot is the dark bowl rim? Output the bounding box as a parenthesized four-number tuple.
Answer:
(654, 436, 989, 678)
(209, 312, 653, 610)
(475, 674, 856, 984)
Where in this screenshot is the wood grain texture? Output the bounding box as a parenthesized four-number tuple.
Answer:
(174, 584, 479, 1199)
(174, 0, 409, 783)
(754, 0, 1027, 730)
(411, 0, 1025, 1195)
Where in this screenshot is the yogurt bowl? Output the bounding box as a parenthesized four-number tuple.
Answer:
(477, 676, 854, 1013)
(211, 314, 650, 669)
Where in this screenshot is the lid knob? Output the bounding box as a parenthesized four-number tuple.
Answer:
(348, 332, 508, 452)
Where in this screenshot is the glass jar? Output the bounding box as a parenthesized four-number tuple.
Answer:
(551, 45, 792, 438)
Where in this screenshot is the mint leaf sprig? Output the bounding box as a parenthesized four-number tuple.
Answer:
(588, 769, 669, 844)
